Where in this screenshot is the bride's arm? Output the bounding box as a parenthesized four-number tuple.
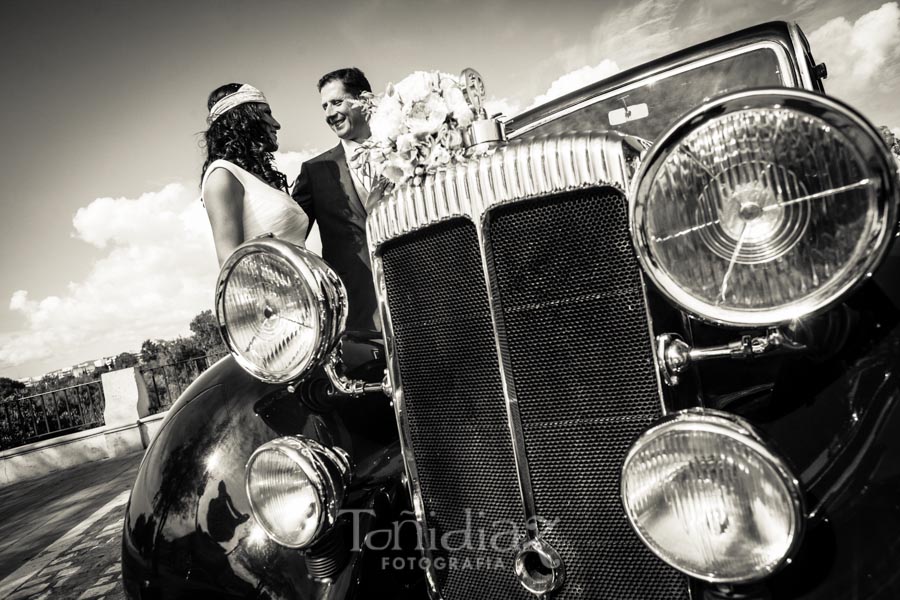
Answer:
(203, 169, 245, 267)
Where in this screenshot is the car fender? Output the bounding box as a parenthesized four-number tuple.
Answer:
(122, 343, 421, 599)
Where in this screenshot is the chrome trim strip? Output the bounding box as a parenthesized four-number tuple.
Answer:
(476, 217, 538, 530)
(507, 40, 796, 140)
(788, 22, 816, 91)
(638, 269, 670, 416)
(371, 255, 444, 600)
(368, 133, 638, 248)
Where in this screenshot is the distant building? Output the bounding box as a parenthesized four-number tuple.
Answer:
(72, 361, 96, 377)
(31, 353, 130, 387)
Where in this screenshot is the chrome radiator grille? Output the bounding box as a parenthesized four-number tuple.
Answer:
(382, 219, 531, 600)
(372, 134, 686, 599)
(487, 191, 687, 599)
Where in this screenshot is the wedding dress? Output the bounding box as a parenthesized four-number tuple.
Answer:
(201, 159, 309, 246)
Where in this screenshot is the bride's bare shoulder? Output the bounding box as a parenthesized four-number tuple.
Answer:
(203, 166, 244, 206)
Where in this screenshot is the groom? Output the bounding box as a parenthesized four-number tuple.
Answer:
(292, 67, 379, 331)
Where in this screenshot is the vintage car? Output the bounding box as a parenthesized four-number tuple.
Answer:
(122, 21, 900, 600)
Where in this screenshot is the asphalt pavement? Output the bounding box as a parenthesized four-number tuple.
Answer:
(0, 450, 144, 599)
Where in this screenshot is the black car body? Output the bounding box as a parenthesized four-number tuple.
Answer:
(123, 21, 900, 600)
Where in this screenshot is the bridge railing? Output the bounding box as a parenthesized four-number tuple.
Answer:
(140, 353, 227, 415)
(0, 381, 105, 451)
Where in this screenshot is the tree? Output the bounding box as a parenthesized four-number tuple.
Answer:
(115, 352, 139, 368)
(189, 310, 226, 356)
(166, 337, 207, 364)
(141, 339, 165, 365)
(0, 377, 25, 400)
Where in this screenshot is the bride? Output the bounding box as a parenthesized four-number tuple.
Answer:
(200, 83, 308, 265)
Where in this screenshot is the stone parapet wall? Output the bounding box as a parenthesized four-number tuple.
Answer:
(0, 366, 163, 485)
(0, 426, 110, 486)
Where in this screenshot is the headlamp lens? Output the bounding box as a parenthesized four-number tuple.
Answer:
(622, 411, 802, 582)
(632, 90, 898, 326)
(223, 251, 318, 378)
(215, 239, 347, 384)
(246, 447, 322, 547)
(245, 437, 350, 548)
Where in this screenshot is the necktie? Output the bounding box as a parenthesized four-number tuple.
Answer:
(354, 163, 373, 193)
(349, 148, 372, 193)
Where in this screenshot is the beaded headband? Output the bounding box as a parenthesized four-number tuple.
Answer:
(207, 84, 268, 124)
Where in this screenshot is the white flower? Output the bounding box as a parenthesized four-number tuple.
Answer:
(383, 153, 416, 185)
(438, 73, 462, 92)
(396, 133, 417, 154)
(369, 91, 404, 143)
(382, 165, 404, 184)
(425, 143, 452, 169)
(394, 71, 433, 104)
(356, 70, 481, 186)
(406, 93, 449, 137)
(443, 86, 475, 128)
(440, 127, 464, 150)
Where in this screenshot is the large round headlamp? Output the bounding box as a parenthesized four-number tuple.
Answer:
(621, 409, 803, 583)
(245, 436, 351, 548)
(215, 237, 347, 383)
(632, 88, 899, 326)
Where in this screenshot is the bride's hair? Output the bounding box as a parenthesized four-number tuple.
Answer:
(201, 82, 287, 191)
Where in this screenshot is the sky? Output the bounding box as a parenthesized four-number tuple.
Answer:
(1, 0, 899, 379)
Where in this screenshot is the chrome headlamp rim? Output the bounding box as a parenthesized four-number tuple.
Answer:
(621, 407, 805, 583)
(214, 236, 348, 384)
(244, 436, 351, 549)
(630, 87, 900, 327)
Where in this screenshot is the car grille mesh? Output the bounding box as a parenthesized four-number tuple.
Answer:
(379, 190, 686, 599)
(487, 189, 688, 599)
(382, 218, 532, 600)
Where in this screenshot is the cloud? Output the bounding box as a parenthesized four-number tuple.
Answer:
(0, 146, 337, 376)
(484, 97, 522, 120)
(808, 3, 900, 101)
(515, 1, 900, 136)
(9, 290, 30, 312)
(273, 149, 319, 182)
(523, 0, 694, 114)
(0, 145, 339, 375)
(530, 60, 620, 109)
(549, 0, 684, 75)
(1, 183, 219, 369)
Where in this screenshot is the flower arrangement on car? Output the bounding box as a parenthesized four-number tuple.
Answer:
(355, 70, 479, 188)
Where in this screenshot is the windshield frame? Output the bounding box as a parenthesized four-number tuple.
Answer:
(506, 22, 804, 140)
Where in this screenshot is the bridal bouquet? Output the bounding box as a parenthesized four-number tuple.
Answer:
(356, 71, 477, 188)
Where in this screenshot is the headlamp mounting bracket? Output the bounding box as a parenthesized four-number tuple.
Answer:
(657, 327, 806, 386)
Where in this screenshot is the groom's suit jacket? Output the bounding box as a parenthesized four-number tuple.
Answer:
(291, 143, 378, 331)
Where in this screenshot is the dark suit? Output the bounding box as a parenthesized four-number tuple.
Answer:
(291, 143, 378, 331)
